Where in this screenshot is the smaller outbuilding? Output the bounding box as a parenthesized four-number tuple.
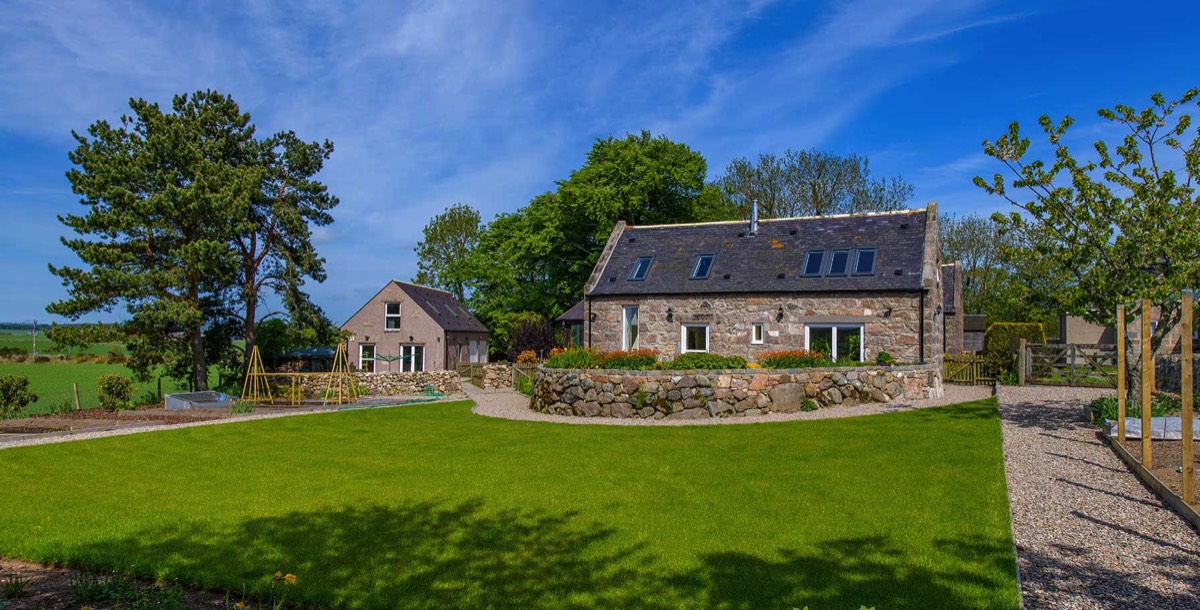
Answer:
(341, 280, 490, 372)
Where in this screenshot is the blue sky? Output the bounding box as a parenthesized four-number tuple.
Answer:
(2, 0, 1197, 324)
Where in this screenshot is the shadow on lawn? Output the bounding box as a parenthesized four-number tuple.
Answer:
(72, 500, 1018, 609)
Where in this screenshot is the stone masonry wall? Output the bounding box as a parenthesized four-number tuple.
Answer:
(533, 363, 943, 419)
(587, 292, 943, 364)
(296, 371, 459, 397)
(481, 363, 513, 389)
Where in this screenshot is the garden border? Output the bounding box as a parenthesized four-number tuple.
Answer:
(1103, 434, 1200, 532)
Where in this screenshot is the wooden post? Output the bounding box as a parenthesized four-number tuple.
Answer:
(157, 377, 162, 403)
(1142, 298, 1153, 469)
(1117, 304, 1126, 442)
(1182, 291, 1194, 505)
(72, 382, 81, 411)
(1018, 338, 1027, 386)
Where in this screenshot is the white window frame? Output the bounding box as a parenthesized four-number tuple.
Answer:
(680, 323, 710, 354)
(752, 322, 765, 345)
(400, 344, 425, 373)
(622, 305, 640, 350)
(359, 343, 376, 373)
(384, 302, 402, 331)
(804, 324, 865, 361)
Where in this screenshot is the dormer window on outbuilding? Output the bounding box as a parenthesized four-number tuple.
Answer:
(629, 256, 654, 281)
(691, 255, 714, 279)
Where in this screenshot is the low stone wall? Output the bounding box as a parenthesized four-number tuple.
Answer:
(481, 363, 513, 389)
(1156, 354, 1200, 395)
(296, 371, 459, 397)
(533, 363, 943, 419)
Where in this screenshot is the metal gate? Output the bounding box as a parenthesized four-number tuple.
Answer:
(1025, 343, 1117, 387)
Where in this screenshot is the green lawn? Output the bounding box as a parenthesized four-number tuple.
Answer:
(0, 363, 222, 413)
(0, 399, 1020, 609)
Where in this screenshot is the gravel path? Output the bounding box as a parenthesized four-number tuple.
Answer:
(465, 382, 993, 425)
(999, 385, 1200, 609)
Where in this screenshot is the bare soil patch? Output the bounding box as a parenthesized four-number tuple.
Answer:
(1122, 439, 1200, 505)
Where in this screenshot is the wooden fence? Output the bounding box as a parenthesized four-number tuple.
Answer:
(1022, 342, 1117, 388)
(943, 353, 991, 385)
(456, 363, 484, 386)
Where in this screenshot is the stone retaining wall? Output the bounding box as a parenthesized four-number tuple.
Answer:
(1156, 354, 1200, 395)
(296, 371, 459, 397)
(482, 364, 513, 389)
(533, 363, 943, 419)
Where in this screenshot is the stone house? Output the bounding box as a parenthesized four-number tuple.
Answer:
(580, 204, 959, 364)
(341, 280, 489, 372)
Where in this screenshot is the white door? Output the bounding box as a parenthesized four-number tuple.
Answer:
(469, 340, 479, 363)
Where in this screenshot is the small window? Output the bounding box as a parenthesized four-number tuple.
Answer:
(853, 248, 877, 275)
(681, 324, 710, 353)
(827, 250, 850, 276)
(802, 251, 825, 276)
(752, 323, 765, 345)
(359, 343, 376, 373)
(629, 256, 654, 281)
(691, 255, 714, 279)
(385, 302, 401, 330)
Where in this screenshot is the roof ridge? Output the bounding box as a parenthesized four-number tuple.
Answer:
(628, 206, 928, 230)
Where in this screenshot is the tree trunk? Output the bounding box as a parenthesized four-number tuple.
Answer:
(189, 324, 208, 392)
(244, 277, 257, 366)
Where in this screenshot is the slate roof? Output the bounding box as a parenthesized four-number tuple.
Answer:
(392, 281, 489, 333)
(941, 263, 959, 313)
(588, 209, 930, 296)
(556, 301, 585, 323)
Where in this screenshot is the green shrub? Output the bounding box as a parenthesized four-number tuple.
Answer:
(665, 353, 747, 370)
(96, 373, 136, 411)
(598, 349, 660, 370)
(228, 401, 255, 415)
(103, 350, 128, 365)
(982, 322, 1045, 376)
(0, 375, 38, 419)
(874, 352, 895, 366)
(801, 398, 818, 412)
(758, 349, 831, 369)
(1088, 393, 1181, 425)
(544, 348, 602, 369)
(0, 347, 28, 360)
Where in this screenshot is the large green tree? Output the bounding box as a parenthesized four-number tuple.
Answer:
(49, 91, 338, 390)
(414, 203, 482, 302)
(718, 148, 914, 218)
(976, 88, 1200, 394)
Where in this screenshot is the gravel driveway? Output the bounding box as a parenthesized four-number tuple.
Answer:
(999, 385, 1200, 609)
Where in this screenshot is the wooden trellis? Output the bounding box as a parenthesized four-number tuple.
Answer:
(240, 342, 359, 407)
(241, 344, 274, 404)
(322, 342, 359, 406)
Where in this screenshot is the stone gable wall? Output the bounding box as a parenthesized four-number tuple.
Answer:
(587, 292, 942, 364)
(533, 363, 943, 419)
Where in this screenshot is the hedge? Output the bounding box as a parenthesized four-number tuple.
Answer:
(983, 322, 1045, 376)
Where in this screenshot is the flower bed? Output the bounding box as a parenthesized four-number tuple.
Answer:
(533, 362, 943, 419)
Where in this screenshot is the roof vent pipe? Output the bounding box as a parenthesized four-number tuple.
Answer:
(749, 199, 759, 236)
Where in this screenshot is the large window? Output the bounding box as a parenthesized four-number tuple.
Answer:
(629, 256, 654, 281)
(691, 255, 714, 279)
(623, 305, 640, 350)
(385, 302, 401, 330)
(805, 325, 863, 362)
(681, 324, 710, 353)
(400, 344, 424, 372)
(359, 343, 376, 372)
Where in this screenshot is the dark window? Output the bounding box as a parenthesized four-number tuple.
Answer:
(802, 251, 825, 276)
(629, 256, 653, 281)
(827, 250, 850, 275)
(691, 255, 714, 279)
(853, 248, 877, 275)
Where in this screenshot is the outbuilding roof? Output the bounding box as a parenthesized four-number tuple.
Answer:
(587, 208, 931, 296)
(391, 281, 489, 333)
(555, 301, 585, 323)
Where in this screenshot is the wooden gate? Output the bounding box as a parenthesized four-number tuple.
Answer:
(943, 354, 990, 385)
(456, 363, 484, 386)
(512, 365, 537, 396)
(1026, 343, 1117, 387)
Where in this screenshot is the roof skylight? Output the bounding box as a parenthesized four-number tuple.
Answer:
(691, 255, 714, 279)
(828, 250, 850, 275)
(629, 256, 653, 281)
(802, 251, 824, 276)
(853, 248, 877, 275)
